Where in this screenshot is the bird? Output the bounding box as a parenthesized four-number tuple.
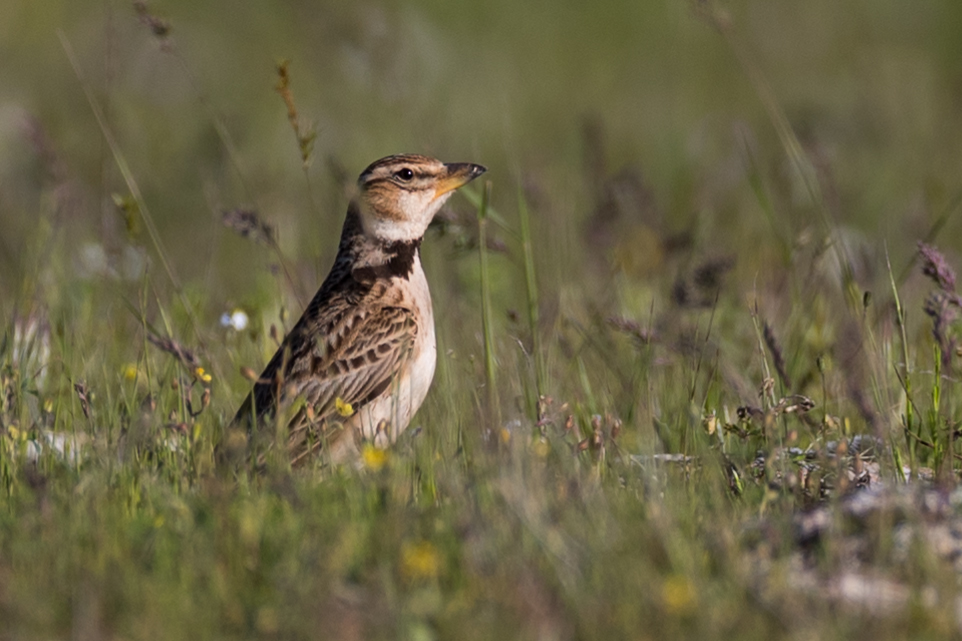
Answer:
(232, 154, 486, 466)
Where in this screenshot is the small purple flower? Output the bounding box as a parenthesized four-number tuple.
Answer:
(918, 242, 956, 292)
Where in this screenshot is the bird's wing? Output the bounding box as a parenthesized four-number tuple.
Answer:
(239, 299, 418, 460)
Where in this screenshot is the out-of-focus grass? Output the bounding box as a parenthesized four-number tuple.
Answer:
(3, 0, 962, 638)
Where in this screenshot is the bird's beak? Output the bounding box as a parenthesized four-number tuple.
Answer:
(433, 163, 487, 200)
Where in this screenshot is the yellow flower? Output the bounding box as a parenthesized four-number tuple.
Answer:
(361, 443, 388, 471)
(123, 364, 139, 381)
(661, 575, 696, 614)
(530, 438, 550, 458)
(194, 367, 212, 383)
(400, 540, 441, 581)
(335, 397, 354, 417)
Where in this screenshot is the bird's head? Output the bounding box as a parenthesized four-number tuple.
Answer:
(356, 154, 486, 243)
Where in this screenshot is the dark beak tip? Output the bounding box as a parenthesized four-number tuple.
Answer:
(447, 162, 487, 179)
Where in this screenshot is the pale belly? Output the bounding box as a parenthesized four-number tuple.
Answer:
(326, 265, 437, 463)
(353, 320, 436, 447)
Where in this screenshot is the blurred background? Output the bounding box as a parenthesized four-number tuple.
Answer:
(7, 3, 962, 637)
(2, 0, 962, 419)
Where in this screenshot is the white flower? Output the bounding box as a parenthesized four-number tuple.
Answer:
(220, 309, 249, 331)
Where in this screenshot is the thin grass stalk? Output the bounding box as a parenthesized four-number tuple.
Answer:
(517, 188, 545, 419)
(273, 60, 317, 305)
(931, 343, 945, 473)
(885, 247, 916, 467)
(124, 26, 307, 307)
(690, 291, 720, 405)
(59, 33, 207, 352)
(897, 191, 962, 285)
(477, 181, 498, 419)
(698, 3, 857, 297)
(950, 379, 958, 479)
(749, 301, 776, 410)
(858, 288, 895, 448)
(174, 53, 306, 307)
(462, 187, 516, 241)
(737, 129, 792, 265)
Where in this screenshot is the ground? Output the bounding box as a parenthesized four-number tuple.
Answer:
(3, 0, 962, 638)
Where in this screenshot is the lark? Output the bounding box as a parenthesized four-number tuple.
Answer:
(233, 154, 486, 466)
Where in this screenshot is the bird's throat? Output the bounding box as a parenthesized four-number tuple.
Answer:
(351, 237, 422, 283)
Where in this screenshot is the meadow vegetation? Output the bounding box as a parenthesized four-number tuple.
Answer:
(3, 0, 962, 638)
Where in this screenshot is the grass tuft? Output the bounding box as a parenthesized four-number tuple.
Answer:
(3, 1, 962, 638)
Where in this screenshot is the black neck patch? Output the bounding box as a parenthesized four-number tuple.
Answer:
(352, 238, 422, 284)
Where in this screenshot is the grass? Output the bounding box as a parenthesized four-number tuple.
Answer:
(4, 0, 962, 638)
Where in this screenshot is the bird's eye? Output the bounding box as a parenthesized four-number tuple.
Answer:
(395, 168, 414, 181)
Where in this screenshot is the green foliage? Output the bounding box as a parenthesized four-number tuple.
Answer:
(3, 0, 962, 638)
